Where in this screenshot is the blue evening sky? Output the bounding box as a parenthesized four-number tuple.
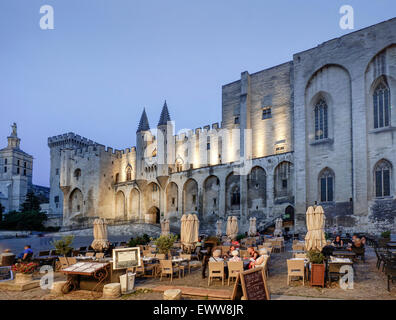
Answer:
(0, 0, 395, 187)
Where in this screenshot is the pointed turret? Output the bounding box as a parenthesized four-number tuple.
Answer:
(158, 100, 171, 126)
(136, 108, 150, 133)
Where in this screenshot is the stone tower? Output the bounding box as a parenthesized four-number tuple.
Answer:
(136, 108, 151, 179)
(157, 101, 174, 177)
(0, 123, 33, 212)
(47, 133, 97, 215)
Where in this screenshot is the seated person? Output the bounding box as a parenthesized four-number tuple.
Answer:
(18, 245, 33, 262)
(231, 239, 240, 247)
(332, 235, 344, 248)
(247, 247, 259, 269)
(252, 248, 269, 268)
(223, 245, 236, 259)
(229, 250, 241, 262)
(209, 250, 224, 262)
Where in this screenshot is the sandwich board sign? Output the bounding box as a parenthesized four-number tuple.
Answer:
(112, 247, 141, 270)
(231, 267, 270, 300)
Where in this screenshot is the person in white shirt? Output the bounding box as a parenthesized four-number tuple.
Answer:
(229, 250, 241, 262)
(209, 249, 224, 262)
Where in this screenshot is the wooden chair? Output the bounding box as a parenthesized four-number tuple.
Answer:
(287, 259, 305, 285)
(179, 254, 191, 274)
(155, 253, 166, 260)
(143, 250, 151, 257)
(293, 253, 307, 259)
(208, 261, 225, 286)
(239, 250, 249, 258)
(39, 250, 50, 257)
(59, 257, 69, 269)
(85, 252, 95, 257)
(292, 244, 305, 252)
(66, 257, 77, 265)
(96, 252, 105, 259)
(160, 260, 180, 282)
(227, 261, 243, 286)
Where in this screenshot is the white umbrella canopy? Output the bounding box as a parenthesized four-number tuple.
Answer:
(184, 214, 195, 247)
(180, 214, 188, 244)
(230, 216, 239, 240)
(305, 206, 326, 251)
(192, 214, 199, 244)
(248, 217, 257, 237)
(216, 220, 222, 237)
(161, 219, 170, 236)
(313, 206, 326, 251)
(274, 218, 283, 237)
(226, 216, 232, 238)
(91, 218, 110, 251)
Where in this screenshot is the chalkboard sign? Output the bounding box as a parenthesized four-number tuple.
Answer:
(232, 267, 270, 300)
(0, 266, 13, 282)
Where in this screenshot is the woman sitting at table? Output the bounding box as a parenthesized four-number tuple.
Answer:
(247, 247, 259, 269)
(229, 250, 241, 262)
(332, 235, 344, 248)
(252, 248, 269, 269)
(209, 250, 224, 262)
(223, 246, 236, 259)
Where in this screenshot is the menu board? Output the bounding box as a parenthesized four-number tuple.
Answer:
(113, 247, 141, 270)
(0, 267, 13, 282)
(232, 267, 270, 300)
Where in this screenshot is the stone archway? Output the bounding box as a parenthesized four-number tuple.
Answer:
(146, 206, 160, 224)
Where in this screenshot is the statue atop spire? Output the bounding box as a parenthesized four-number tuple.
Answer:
(11, 122, 17, 137)
(7, 122, 20, 149)
(136, 108, 150, 133)
(158, 100, 171, 126)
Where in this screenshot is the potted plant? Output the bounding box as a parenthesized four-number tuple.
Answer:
(154, 234, 178, 258)
(307, 250, 325, 287)
(12, 262, 38, 283)
(51, 235, 75, 256)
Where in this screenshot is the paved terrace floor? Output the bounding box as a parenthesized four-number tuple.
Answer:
(0, 244, 395, 300)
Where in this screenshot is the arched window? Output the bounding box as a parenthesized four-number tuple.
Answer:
(375, 160, 392, 197)
(74, 169, 81, 181)
(314, 99, 328, 140)
(126, 166, 132, 181)
(319, 168, 334, 202)
(115, 173, 119, 184)
(373, 82, 390, 129)
(231, 186, 240, 206)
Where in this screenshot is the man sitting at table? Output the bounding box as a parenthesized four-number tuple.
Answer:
(17, 245, 33, 262)
(229, 250, 241, 262)
(209, 250, 224, 262)
(348, 238, 365, 261)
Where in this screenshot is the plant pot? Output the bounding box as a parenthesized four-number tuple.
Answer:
(310, 263, 325, 288)
(15, 273, 33, 284)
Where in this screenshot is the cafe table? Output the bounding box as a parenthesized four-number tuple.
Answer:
(61, 262, 111, 298)
(332, 250, 356, 259)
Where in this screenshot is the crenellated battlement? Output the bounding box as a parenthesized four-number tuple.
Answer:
(48, 132, 98, 148)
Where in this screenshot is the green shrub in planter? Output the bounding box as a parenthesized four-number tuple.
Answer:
(307, 250, 325, 264)
(381, 230, 391, 239)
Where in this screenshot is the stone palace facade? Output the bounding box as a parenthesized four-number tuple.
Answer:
(48, 18, 396, 234)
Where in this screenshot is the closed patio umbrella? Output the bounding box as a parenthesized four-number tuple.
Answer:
(248, 217, 257, 237)
(313, 206, 326, 251)
(230, 216, 239, 240)
(161, 219, 170, 236)
(305, 206, 326, 251)
(226, 216, 232, 238)
(91, 218, 110, 252)
(180, 214, 188, 244)
(192, 214, 199, 244)
(216, 220, 222, 237)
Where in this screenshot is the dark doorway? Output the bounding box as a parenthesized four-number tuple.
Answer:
(284, 206, 294, 222)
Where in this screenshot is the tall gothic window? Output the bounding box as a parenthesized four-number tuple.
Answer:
(374, 160, 391, 197)
(319, 168, 334, 202)
(126, 167, 132, 181)
(373, 83, 390, 129)
(231, 186, 240, 206)
(314, 99, 328, 140)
